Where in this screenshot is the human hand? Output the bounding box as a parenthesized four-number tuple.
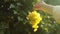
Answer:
(33, 1, 46, 10)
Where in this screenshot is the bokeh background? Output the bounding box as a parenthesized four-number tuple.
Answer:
(0, 0, 60, 34)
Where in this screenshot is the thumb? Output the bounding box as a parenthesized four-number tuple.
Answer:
(33, 5, 41, 10)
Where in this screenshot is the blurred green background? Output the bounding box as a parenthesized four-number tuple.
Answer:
(0, 0, 60, 34)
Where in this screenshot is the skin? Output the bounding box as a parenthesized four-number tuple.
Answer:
(34, 1, 54, 14)
(34, 1, 60, 24)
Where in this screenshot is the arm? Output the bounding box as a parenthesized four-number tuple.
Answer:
(34, 1, 54, 14)
(34, 1, 60, 24)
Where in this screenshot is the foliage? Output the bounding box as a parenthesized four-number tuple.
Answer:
(0, 0, 58, 34)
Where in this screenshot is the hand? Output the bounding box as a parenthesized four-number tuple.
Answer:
(33, 1, 46, 10)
